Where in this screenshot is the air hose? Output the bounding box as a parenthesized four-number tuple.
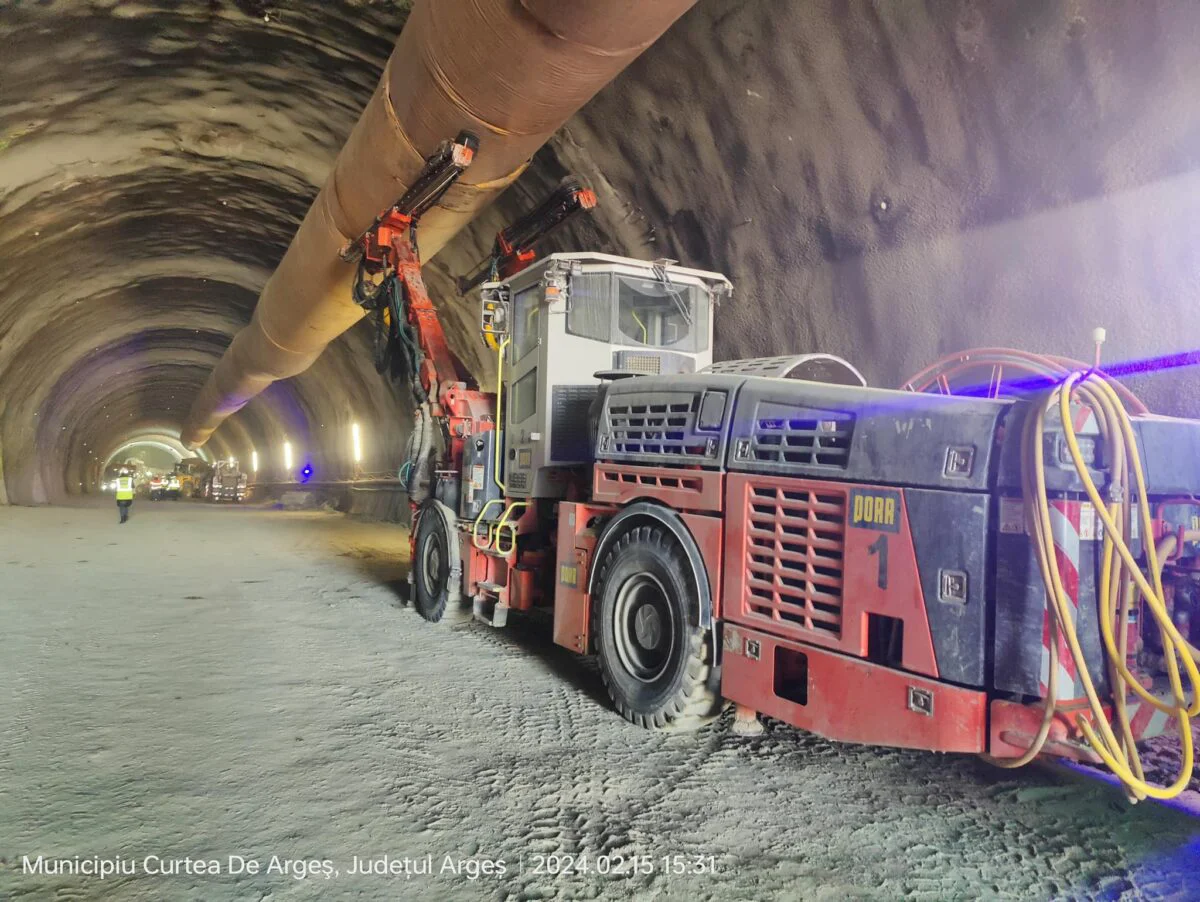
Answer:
(995, 372, 1200, 801)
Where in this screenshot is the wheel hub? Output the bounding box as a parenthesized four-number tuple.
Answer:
(421, 535, 443, 596)
(634, 605, 663, 650)
(613, 573, 675, 684)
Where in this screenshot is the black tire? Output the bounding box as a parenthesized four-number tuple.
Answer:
(412, 501, 456, 623)
(592, 524, 724, 730)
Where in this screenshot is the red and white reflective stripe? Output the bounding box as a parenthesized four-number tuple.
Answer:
(1071, 402, 1097, 435)
(1127, 697, 1172, 741)
(1040, 500, 1082, 699)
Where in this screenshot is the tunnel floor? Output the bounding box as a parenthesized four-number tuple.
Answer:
(2, 500, 1199, 901)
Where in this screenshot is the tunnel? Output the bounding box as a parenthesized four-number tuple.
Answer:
(0, 1, 415, 505)
(5, 2, 1200, 899)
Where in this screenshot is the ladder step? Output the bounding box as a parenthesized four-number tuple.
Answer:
(472, 597, 509, 628)
(476, 545, 514, 559)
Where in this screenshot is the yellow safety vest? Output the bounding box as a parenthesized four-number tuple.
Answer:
(116, 477, 134, 501)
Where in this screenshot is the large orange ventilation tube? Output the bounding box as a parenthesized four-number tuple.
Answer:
(182, 0, 698, 448)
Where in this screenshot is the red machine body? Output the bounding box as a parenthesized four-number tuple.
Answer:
(348, 135, 1200, 791)
(552, 457, 1200, 761)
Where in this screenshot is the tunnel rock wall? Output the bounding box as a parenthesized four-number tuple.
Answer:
(439, 0, 1200, 418)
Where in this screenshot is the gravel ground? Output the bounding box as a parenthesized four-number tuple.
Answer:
(2, 499, 1199, 901)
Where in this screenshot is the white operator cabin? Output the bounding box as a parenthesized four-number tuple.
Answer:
(479, 253, 732, 500)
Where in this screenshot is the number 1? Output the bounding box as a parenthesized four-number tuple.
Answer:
(867, 533, 889, 590)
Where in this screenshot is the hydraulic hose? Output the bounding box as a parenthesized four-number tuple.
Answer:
(1153, 531, 1200, 664)
(900, 348, 1149, 414)
(468, 336, 511, 553)
(983, 403, 1065, 770)
(403, 402, 434, 503)
(494, 337, 509, 494)
(1002, 372, 1200, 801)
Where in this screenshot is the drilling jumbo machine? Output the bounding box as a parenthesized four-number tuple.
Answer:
(344, 133, 1200, 801)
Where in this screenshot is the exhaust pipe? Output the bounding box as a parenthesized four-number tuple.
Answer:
(182, 0, 698, 448)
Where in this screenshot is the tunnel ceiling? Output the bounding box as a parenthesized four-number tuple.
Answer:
(4, 0, 1200, 505)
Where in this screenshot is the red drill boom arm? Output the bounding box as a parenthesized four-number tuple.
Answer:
(457, 176, 598, 295)
(341, 131, 480, 409)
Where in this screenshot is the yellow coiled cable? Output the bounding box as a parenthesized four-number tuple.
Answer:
(1005, 372, 1200, 801)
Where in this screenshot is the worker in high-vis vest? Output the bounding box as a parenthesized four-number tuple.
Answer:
(115, 468, 135, 524)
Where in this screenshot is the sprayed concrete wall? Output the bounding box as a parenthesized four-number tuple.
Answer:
(435, 0, 1200, 419)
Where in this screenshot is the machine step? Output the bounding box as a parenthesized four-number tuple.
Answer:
(473, 595, 509, 628)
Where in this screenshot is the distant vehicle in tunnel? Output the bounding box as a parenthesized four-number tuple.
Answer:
(174, 458, 208, 498)
(205, 460, 247, 503)
(341, 133, 1200, 801)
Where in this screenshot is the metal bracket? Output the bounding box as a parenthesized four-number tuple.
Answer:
(907, 686, 934, 717)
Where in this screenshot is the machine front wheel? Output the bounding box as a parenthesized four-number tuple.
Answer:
(593, 525, 723, 730)
(411, 500, 461, 623)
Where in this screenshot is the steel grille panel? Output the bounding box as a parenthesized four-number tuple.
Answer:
(742, 483, 846, 636)
(750, 402, 854, 469)
(604, 392, 713, 459)
(596, 375, 740, 467)
(702, 354, 866, 385)
(704, 355, 804, 377)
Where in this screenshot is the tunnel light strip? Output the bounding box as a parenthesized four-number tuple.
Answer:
(352, 422, 362, 464)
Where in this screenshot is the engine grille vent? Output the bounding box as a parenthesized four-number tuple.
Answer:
(550, 385, 600, 463)
(750, 407, 854, 469)
(743, 484, 846, 636)
(606, 394, 713, 458)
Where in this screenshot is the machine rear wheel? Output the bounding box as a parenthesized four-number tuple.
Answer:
(593, 525, 723, 730)
(412, 500, 463, 623)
